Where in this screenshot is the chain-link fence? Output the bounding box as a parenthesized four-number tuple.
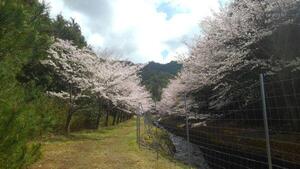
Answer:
(136, 111, 185, 169)
(137, 74, 300, 169)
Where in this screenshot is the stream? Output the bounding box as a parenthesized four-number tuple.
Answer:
(168, 133, 210, 169)
(154, 120, 210, 169)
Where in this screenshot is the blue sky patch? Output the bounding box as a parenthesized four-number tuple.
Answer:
(157, 2, 185, 20)
(161, 50, 169, 60)
(219, 0, 231, 8)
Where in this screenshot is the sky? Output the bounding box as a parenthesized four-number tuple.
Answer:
(44, 0, 229, 63)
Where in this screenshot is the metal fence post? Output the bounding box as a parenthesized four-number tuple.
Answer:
(136, 114, 139, 146)
(138, 115, 141, 149)
(185, 93, 191, 168)
(155, 125, 159, 168)
(136, 109, 141, 149)
(260, 74, 273, 169)
(154, 101, 159, 165)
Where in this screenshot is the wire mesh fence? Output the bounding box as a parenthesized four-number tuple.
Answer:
(137, 74, 300, 169)
(136, 111, 186, 169)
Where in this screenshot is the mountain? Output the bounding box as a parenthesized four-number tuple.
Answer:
(140, 61, 182, 101)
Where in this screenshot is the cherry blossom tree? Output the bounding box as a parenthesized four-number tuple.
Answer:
(89, 54, 153, 125)
(43, 39, 153, 134)
(159, 0, 300, 115)
(44, 39, 95, 134)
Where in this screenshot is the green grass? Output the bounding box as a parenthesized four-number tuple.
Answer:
(30, 119, 188, 169)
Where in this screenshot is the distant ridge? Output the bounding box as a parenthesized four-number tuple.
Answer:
(140, 61, 182, 101)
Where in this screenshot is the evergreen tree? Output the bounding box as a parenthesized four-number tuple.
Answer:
(52, 14, 87, 48)
(0, 1, 63, 168)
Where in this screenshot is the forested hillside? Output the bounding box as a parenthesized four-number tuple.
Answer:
(140, 61, 182, 101)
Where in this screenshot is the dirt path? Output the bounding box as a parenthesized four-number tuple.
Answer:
(30, 119, 187, 169)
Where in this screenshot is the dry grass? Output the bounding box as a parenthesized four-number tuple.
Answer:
(30, 119, 188, 169)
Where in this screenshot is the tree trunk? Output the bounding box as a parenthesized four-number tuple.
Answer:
(65, 110, 73, 136)
(112, 111, 117, 125)
(66, 83, 73, 136)
(96, 111, 102, 129)
(105, 111, 109, 126)
(95, 101, 102, 129)
(124, 113, 127, 121)
(118, 112, 121, 122)
(117, 111, 121, 124)
(121, 112, 125, 122)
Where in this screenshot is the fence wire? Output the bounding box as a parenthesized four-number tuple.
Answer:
(137, 75, 300, 169)
(136, 112, 187, 169)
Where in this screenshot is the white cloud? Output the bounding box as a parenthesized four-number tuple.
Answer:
(44, 0, 224, 63)
(88, 33, 105, 47)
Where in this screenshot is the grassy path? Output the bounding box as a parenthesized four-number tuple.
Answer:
(30, 119, 187, 169)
